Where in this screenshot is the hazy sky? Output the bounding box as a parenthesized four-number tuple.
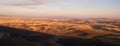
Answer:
(0, 0, 120, 18)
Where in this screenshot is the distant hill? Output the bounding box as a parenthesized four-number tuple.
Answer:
(0, 15, 9, 17)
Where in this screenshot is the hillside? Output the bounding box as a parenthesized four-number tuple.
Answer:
(0, 17, 120, 46)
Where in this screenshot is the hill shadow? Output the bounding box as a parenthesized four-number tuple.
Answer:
(0, 26, 119, 46)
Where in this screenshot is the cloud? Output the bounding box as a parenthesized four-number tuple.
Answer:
(0, 0, 54, 6)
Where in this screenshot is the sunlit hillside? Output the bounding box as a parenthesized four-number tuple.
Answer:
(1, 17, 118, 38)
(0, 17, 120, 46)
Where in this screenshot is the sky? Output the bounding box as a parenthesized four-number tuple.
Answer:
(0, 0, 120, 18)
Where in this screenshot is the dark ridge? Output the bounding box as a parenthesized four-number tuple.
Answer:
(0, 26, 56, 46)
(0, 26, 119, 46)
(0, 26, 55, 37)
